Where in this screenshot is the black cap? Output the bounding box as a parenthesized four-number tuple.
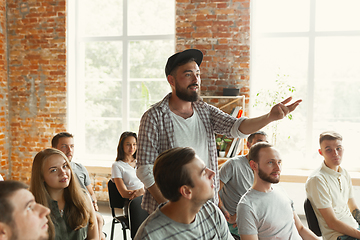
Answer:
(165, 49, 203, 76)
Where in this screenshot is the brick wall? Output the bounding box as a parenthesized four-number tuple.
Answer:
(5, 0, 67, 182)
(0, 0, 8, 179)
(176, 0, 250, 105)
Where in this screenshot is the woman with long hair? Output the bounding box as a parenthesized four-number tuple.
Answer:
(112, 131, 144, 200)
(30, 148, 99, 240)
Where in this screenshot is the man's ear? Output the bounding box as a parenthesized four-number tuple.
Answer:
(249, 160, 257, 172)
(179, 185, 192, 200)
(167, 74, 175, 88)
(246, 141, 251, 149)
(318, 149, 323, 156)
(0, 222, 11, 240)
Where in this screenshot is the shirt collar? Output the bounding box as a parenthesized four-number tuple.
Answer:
(321, 160, 343, 177)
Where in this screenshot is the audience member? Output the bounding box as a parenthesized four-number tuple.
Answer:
(112, 131, 144, 200)
(306, 131, 360, 240)
(52, 132, 105, 240)
(237, 142, 318, 240)
(0, 180, 50, 240)
(30, 148, 99, 240)
(219, 131, 267, 236)
(135, 147, 233, 240)
(137, 48, 302, 214)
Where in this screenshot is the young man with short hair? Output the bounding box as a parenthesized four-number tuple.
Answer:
(135, 147, 233, 239)
(306, 131, 360, 240)
(237, 142, 318, 240)
(0, 180, 50, 240)
(219, 131, 267, 237)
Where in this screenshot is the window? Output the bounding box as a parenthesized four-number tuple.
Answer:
(250, 0, 360, 170)
(68, 0, 175, 167)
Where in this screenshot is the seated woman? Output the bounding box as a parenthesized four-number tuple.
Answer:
(112, 131, 145, 200)
(30, 148, 99, 240)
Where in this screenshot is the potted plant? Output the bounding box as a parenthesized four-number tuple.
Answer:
(216, 136, 232, 157)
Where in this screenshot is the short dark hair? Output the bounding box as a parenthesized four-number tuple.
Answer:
(153, 147, 195, 202)
(247, 131, 267, 143)
(0, 181, 28, 224)
(116, 131, 137, 161)
(248, 142, 273, 163)
(319, 131, 342, 145)
(51, 132, 73, 148)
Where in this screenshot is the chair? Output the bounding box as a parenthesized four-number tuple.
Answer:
(304, 198, 322, 237)
(107, 180, 129, 240)
(128, 195, 149, 239)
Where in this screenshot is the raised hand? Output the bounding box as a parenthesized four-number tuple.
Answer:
(269, 97, 302, 121)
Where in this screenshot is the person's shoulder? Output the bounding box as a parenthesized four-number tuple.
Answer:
(70, 161, 85, 169)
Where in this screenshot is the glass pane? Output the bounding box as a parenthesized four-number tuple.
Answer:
(252, 0, 310, 33)
(313, 36, 360, 169)
(128, 0, 175, 35)
(250, 37, 309, 169)
(78, 0, 123, 36)
(316, 0, 360, 31)
(129, 40, 175, 78)
(129, 80, 171, 118)
(85, 41, 123, 79)
(85, 119, 122, 155)
(85, 81, 122, 118)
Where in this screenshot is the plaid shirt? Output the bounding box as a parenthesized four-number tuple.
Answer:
(137, 93, 247, 213)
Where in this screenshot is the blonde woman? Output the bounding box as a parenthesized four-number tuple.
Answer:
(30, 148, 99, 240)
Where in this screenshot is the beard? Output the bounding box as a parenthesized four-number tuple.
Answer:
(175, 81, 200, 102)
(258, 168, 280, 184)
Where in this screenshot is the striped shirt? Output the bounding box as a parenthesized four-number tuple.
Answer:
(137, 93, 247, 213)
(134, 201, 234, 240)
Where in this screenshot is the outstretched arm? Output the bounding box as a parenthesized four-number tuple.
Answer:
(239, 97, 302, 134)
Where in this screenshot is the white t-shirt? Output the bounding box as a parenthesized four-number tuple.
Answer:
(111, 160, 144, 190)
(170, 109, 209, 166)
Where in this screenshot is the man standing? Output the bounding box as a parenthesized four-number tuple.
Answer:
(306, 131, 360, 240)
(0, 180, 50, 240)
(137, 48, 302, 214)
(52, 132, 105, 240)
(135, 147, 233, 239)
(219, 131, 267, 237)
(237, 142, 318, 240)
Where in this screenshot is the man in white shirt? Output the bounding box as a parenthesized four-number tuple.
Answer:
(306, 131, 360, 240)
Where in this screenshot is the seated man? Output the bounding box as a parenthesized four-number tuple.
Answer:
(237, 142, 318, 240)
(0, 180, 50, 240)
(306, 131, 360, 240)
(219, 131, 267, 236)
(135, 147, 233, 240)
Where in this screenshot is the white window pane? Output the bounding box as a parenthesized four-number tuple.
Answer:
(316, 0, 360, 31)
(79, 0, 123, 36)
(85, 119, 122, 155)
(129, 80, 170, 118)
(128, 0, 175, 35)
(85, 81, 122, 118)
(252, 0, 310, 33)
(85, 41, 123, 79)
(129, 40, 175, 78)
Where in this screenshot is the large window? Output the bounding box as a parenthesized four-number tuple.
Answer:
(68, 0, 175, 167)
(250, 0, 360, 171)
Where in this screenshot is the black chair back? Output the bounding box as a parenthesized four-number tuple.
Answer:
(128, 195, 149, 238)
(304, 198, 322, 237)
(107, 180, 129, 240)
